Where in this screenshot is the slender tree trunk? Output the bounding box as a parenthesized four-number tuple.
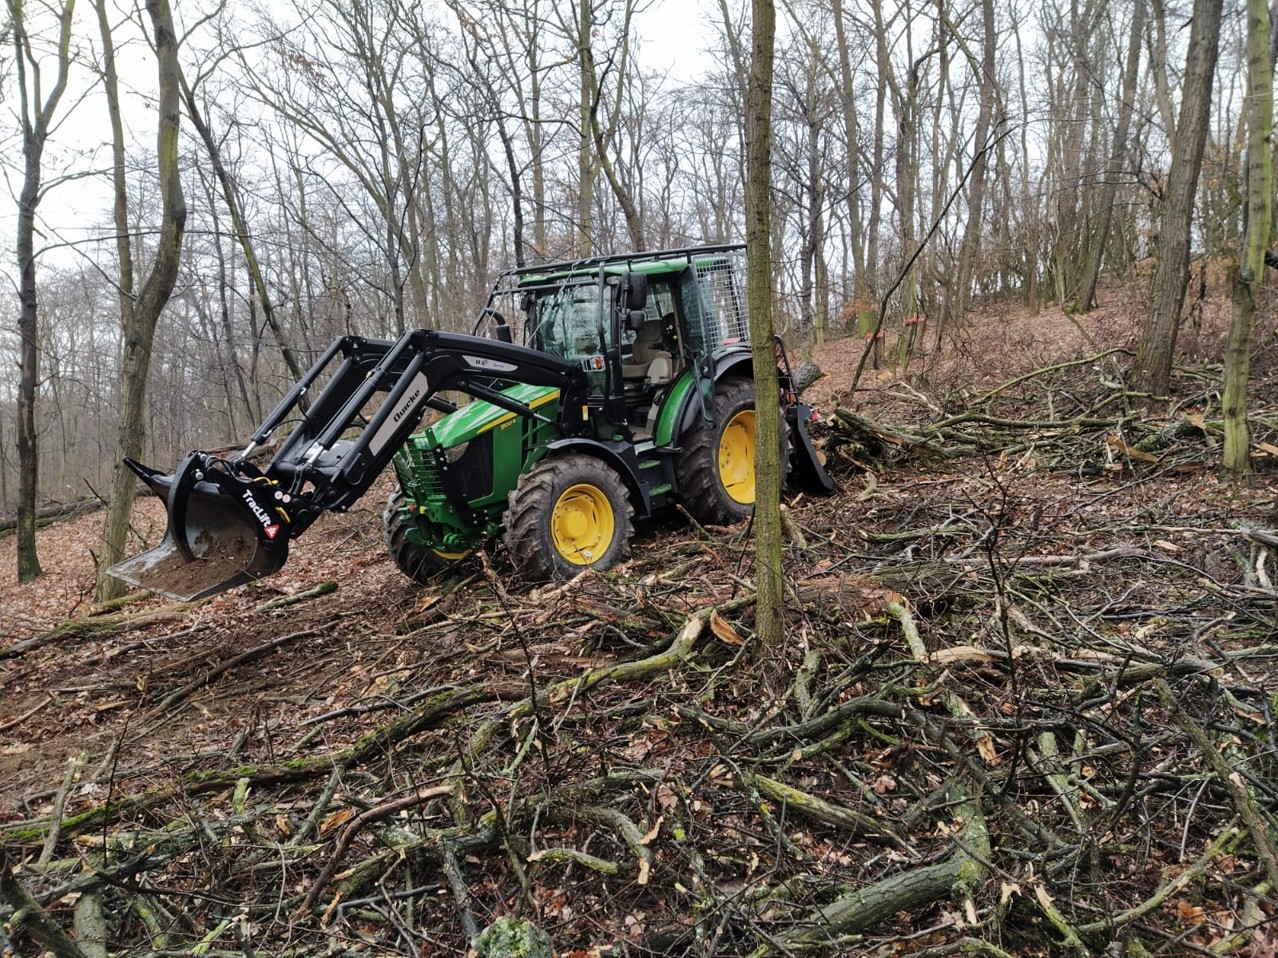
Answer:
(1134, 0, 1223, 398)
(1, 415, 8, 509)
(832, 0, 871, 335)
(576, 0, 596, 256)
(15, 163, 42, 582)
(1051, 0, 1099, 307)
(950, 0, 998, 328)
(180, 71, 306, 385)
(746, 0, 783, 655)
(96, 0, 188, 600)
(1223, 0, 1272, 474)
(1078, 0, 1144, 313)
(1148, 0, 1178, 138)
(1014, 15, 1039, 309)
(867, 0, 887, 358)
(9, 0, 76, 583)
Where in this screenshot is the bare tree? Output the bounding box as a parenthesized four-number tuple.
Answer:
(95, 0, 187, 600)
(1078, 1, 1145, 313)
(831, 0, 872, 339)
(943, 0, 999, 343)
(552, 0, 645, 254)
(1223, 0, 1272, 474)
(9, 0, 76, 582)
(179, 47, 306, 388)
(246, 0, 435, 334)
(1133, 0, 1223, 398)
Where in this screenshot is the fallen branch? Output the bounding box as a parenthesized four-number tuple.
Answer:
(768, 598, 992, 949)
(0, 608, 191, 660)
(253, 581, 338, 613)
(0, 693, 52, 734)
(1155, 680, 1278, 890)
(0, 846, 88, 958)
(776, 788, 989, 949)
(297, 784, 453, 915)
(0, 500, 100, 535)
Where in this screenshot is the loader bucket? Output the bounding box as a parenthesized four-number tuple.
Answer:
(106, 453, 290, 602)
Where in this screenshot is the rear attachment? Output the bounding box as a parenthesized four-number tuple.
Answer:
(786, 403, 836, 494)
(106, 453, 292, 601)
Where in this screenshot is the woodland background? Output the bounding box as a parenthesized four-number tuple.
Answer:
(6, 2, 1278, 956)
(2, 0, 1262, 516)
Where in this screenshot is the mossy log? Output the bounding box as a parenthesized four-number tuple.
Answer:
(0, 607, 192, 660)
(777, 791, 989, 947)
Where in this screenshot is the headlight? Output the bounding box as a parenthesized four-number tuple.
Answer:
(444, 441, 470, 463)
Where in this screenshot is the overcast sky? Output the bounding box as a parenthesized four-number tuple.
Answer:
(2, 0, 722, 278)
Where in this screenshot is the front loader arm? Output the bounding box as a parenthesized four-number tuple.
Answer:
(268, 331, 587, 526)
(108, 330, 588, 601)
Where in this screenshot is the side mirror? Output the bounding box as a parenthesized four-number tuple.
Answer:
(623, 272, 648, 311)
(625, 308, 646, 331)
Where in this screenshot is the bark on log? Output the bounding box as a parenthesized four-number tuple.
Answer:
(0, 500, 100, 534)
(0, 846, 88, 958)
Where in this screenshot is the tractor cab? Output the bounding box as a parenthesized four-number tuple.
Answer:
(507, 248, 749, 440)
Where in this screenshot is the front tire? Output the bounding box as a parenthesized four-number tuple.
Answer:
(504, 454, 634, 581)
(383, 491, 470, 584)
(676, 378, 789, 525)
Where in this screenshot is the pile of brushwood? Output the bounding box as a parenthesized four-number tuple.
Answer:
(2, 350, 1278, 957)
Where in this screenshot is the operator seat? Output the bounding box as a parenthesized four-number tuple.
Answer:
(624, 313, 682, 438)
(623, 313, 677, 386)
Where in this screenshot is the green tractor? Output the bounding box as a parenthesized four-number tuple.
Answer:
(109, 245, 832, 601)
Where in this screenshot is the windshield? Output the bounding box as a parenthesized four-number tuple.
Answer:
(529, 281, 607, 362)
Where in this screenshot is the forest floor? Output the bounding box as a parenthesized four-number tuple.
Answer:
(3, 276, 1278, 957)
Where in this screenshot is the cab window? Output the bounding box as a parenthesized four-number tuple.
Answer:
(529, 282, 606, 361)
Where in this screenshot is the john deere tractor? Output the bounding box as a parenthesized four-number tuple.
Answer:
(109, 245, 832, 601)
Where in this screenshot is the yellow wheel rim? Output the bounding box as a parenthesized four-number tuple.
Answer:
(719, 409, 757, 504)
(433, 548, 470, 561)
(551, 483, 615, 565)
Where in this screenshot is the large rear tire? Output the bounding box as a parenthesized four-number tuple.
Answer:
(676, 378, 789, 525)
(383, 491, 470, 584)
(504, 454, 634, 581)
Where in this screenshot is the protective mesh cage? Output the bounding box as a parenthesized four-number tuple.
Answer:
(689, 248, 750, 350)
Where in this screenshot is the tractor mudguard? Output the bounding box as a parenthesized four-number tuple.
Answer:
(659, 352, 754, 446)
(106, 453, 291, 602)
(786, 403, 836, 493)
(542, 437, 652, 517)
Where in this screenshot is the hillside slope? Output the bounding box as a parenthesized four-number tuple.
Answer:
(3, 286, 1278, 957)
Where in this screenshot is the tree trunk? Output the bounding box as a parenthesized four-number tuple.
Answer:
(950, 0, 998, 329)
(832, 0, 871, 337)
(14, 167, 42, 583)
(576, 0, 596, 257)
(1078, 0, 1144, 313)
(1223, 0, 1272, 475)
(9, 0, 76, 583)
(96, 0, 188, 600)
(1134, 0, 1223, 398)
(746, 0, 783, 655)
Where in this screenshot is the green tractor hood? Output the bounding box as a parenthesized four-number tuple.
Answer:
(422, 382, 561, 450)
